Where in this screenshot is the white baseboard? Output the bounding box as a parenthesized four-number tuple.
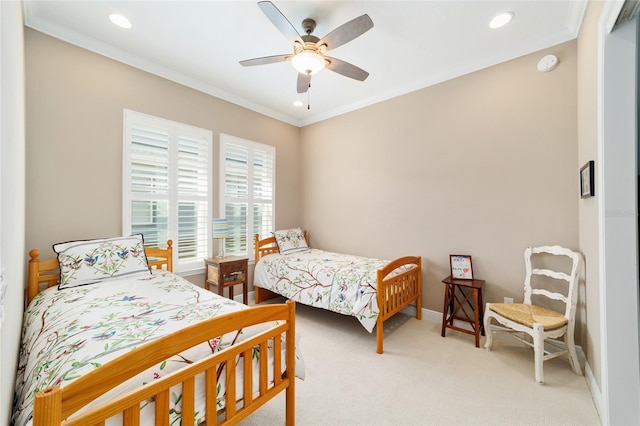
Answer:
(584, 360, 603, 423)
(423, 307, 442, 323)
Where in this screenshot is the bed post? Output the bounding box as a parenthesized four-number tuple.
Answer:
(285, 300, 296, 426)
(254, 234, 264, 304)
(166, 239, 173, 272)
(376, 268, 385, 354)
(28, 249, 41, 305)
(33, 386, 62, 426)
(416, 257, 422, 320)
(376, 298, 384, 354)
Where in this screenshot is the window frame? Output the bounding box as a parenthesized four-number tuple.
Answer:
(123, 109, 212, 275)
(219, 133, 276, 262)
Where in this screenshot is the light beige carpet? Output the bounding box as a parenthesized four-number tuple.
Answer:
(243, 301, 600, 425)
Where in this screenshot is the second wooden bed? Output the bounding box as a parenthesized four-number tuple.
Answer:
(253, 232, 422, 354)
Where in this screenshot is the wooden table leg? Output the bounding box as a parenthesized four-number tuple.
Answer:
(472, 288, 480, 348)
(441, 284, 451, 337)
(478, 287, 485, 336)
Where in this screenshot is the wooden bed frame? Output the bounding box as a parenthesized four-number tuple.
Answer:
(253, 233, 422, 354)
(26, 240, 296, 425)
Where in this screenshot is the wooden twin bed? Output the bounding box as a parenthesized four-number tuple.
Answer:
(17, 239, 297, 426)
(253, 231, 422, 354)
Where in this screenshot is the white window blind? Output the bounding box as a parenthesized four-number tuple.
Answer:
(123, 110, 212, 273)
(220, 134, 275, 258)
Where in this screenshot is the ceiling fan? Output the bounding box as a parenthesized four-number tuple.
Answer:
(239, 1, 374, 94)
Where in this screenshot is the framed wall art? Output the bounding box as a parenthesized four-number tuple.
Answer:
(450, 254, 473, 280)
(580, 160, 595, 198)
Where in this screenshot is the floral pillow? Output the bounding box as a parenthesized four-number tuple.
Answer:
(54, 234, 151, 289)
(273, 228, 309, 255)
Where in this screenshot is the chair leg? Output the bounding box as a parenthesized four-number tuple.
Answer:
(533, 324, 545, 385)
(483, 304, 494, 350)
(565, 328, 583, 376)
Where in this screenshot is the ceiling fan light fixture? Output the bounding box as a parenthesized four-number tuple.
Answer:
(489, 11, 514, 29)
(291, 50, 325, 75)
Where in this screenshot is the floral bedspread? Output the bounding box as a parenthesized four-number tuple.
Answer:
(13, 270, 302, 426)
(254, 248, 394, 333)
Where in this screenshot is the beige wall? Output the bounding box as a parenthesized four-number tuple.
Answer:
(576, 0, 603, 393)
(24, 28, 301, 269)
(25, 25, 586, 343)
(300, 41, 580, 325)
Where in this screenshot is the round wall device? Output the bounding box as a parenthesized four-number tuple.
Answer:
(537, 54, 558, 72)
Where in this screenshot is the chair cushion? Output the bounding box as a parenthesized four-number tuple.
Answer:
(489, 303, 568, 330)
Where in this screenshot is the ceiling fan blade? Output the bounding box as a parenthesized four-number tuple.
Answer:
(239, 54, 292, 67)
(258, 1, 304, 45)
(316, 14, 374, 52)
(297, 73, 311, 93)
(325, 57, 369, 81)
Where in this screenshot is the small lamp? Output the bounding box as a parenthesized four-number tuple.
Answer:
(212, 218, 228, 258)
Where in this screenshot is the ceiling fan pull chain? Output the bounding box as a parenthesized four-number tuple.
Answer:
(307, 81, 311, 110)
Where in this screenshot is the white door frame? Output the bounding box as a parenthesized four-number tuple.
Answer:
(598, 3, 640, 425)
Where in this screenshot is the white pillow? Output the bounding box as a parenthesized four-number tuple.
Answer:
(273, 228, 309, 255)
(54, 234, 151, 289)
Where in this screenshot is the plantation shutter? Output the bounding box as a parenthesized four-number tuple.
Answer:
(252, 147, 275, 241)
(220, 134, 275, 258)
(127, 118, 170, 249)
(124, 110, 212, 273)
(176, 134, 210, 263)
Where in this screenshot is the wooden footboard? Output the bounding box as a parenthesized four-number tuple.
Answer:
(33, 300, 296, 426)
(376, 256, 422, 354)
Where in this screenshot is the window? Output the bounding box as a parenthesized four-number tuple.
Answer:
(219, 134, 275, 259)
(123, 110, 212, 274)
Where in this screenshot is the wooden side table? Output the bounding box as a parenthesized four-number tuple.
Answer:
(204, 256, 248, 305)
(441, 275, 485, 347)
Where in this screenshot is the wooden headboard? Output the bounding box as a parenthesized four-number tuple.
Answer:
(27, 240, 173, 305)
(254, 231, 308, 263)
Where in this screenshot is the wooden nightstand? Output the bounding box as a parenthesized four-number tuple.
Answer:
(441, 275, 485, 348)
(204, 256, 248, 304)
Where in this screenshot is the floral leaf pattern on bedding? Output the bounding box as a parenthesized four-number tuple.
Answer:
(12, 271, 301, 426)
(254, 248, 404, 333)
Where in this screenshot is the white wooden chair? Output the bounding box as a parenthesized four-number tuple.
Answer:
(483, 246, 582, 384)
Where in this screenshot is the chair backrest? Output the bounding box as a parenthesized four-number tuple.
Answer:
(523, 246, 582, 321)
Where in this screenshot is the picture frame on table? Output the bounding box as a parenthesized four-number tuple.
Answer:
(450, 254, 473, 280)
(580, 160, 595, 198)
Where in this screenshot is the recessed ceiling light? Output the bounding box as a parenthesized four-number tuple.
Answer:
(489, 12, 514, 29)
(293, 100, 304, 107)
(109, 13, 132, 29)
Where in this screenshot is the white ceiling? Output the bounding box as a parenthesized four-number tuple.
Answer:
(23, 1, 587, 127)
